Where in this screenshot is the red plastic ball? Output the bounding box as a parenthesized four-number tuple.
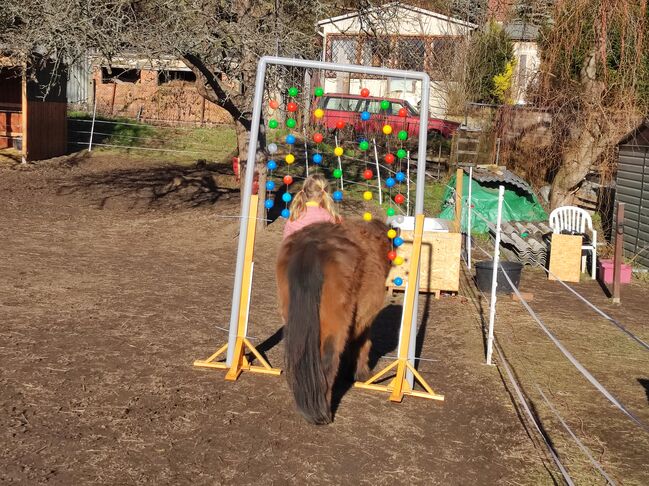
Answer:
(287, 102, 298, 112)
(336, 120, 346, 130)
(313, 132, 324, 144)
(387, 250, 397, 261)
(283, 175, 294, 185)
(269, 99, 279, 110)
(394, 194, 405, 204)
(362, 169, 373, 180)
(398, 107, 408, 117)
(360, 88, 370, 97)
(385, 153, 395, 164)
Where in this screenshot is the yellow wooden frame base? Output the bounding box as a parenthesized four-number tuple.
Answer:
(193, 337, 281, 381)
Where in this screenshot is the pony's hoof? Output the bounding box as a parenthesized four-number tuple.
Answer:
(354, 368, 370, 382)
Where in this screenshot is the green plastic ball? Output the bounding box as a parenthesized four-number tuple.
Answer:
(333, 168, 343, 179)
(359, 140, 369, 151)
(397, 130, 408, 141)
(314, 87, 324, 97)
(397, 148, 407, 159)
(268, 119, 278, 129)
(386, 207, 396, 217)
(380, 100, 390, 110)
(286, 118, 296, 128)
(288, 87, 299, 97)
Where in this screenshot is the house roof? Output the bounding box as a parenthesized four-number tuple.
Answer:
(504, 20, 540, 41)
(317, 2, 477, 29)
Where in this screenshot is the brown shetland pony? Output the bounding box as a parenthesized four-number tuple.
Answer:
(276, 219, 392, 424)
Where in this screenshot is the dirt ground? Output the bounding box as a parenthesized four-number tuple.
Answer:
(0, 152, 646, 485)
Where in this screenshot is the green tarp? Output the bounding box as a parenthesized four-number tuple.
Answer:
(438, 173, 548, 233)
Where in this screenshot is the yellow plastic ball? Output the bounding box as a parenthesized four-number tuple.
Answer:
(387, 229, 397, 239)
(285, 153, 295, 164)
(333, 146, 344, 157)
(382, 124, 393, 135)
(363, 212, 372, 221)
(363, 191, 373, 201)
(394, 256, 404, 265)
(314, 108, 324, 119)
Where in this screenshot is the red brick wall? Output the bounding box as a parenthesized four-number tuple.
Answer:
(92, 68, 233, 125)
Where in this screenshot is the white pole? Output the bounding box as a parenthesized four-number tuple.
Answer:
(88, 91, 97, 151)
(486, 185, 505, 365)
(467, 166, 473, 270)
(372, 138, 383, 204)
(334, 133, 343, 190)
(406, 150, 411, 216)
(303, 128, 309, 177)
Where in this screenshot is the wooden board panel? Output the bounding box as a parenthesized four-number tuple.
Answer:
(387, 231, 461, 293)
(548, 233, 582, 283)
(25, 101, 67, 161)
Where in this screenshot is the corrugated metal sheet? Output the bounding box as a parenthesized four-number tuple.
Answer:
(464, 167, 535, 196)
(493, 221, 552, 266)
(67, 57, 91, 107)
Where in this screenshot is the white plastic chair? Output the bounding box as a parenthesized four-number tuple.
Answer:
(548, 206, 597, 279)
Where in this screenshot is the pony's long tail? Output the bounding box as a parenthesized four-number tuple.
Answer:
(284, 244, 331, 425)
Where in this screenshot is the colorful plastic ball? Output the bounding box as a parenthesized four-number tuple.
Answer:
(281, 208, 290, 219)
(360, 111, 371, 121)
(385, 153, 395, 164)
(387, 229, 397, 239)
(269, 99, 279, 109)
(268, 143, 278, 154)
(362, 169, 373, 180)
(395, 171, 406, 182)
(266, 180, 275, 191)
(288, 86, 298, 97)
(287, 102, 298, 112)
(394, 256, 404, 265)
(333, 190, 343, 201)
(359, 140, 369, 151)
(283, 174, 294, 185)
(380, 100, 390, 110)
(394, 193, 405, 204)
(387, 250, 397, 261)
(312, 153, 323, 164)
(333, 168, 343, 178)
(393, 277, 404, 286)
(264, 199, 274, 209)
(267, 160, 277, 170)
(286, 118, 296, 128)
(385, 177, 396, 188)
(313, 132, 324, 144)
(397, 130, 408, 141)
(335, 120, 346, 130)
(386, 207, 396, 217)
(363, 212, 372, 222)
(333, 146, 344, 157)
(285, 154, 295, 164)
(393, 236, 404, 247)
(314, 87, 324, 97)
(314, 108, 324, 119)
(382, 125, 393, 135)
(398, 107, 408, 117)
(285, 134, 296, 145)
(268, 119, 278, 129)
(397, 148, 407, 159)
(360, 88, 370, 97)
(363, 191, 373, 201)
(282, 192, 292, 203)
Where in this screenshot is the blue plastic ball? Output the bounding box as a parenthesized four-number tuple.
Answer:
(333, 190, 343, 202)
(266, 180, 275, 191)
(393, 277, 404, 286)
(312, 153, 323, 164)
(395, 171, 406, 182)
(285, 134, 296, 145)
(267, 160, 277, 171)
(385, 177, 396, 188)
(264, 199, 274, 209)
(393, 236, 404, 247)
(281, 208, 290, 219)
(360, 111, 371, 121)
(282, 192, 292, 203)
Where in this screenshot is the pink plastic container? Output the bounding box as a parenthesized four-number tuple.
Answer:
(598, 259, 632, 284)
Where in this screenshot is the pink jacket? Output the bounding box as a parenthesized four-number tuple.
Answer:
(283, 205, 336, 239)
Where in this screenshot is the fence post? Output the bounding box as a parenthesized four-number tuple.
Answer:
(613, 202, 625, 304)
(88, 83, 98, 152)
(467, 166, 473, 269)
(372, 138, 383, 205)
(486, 185, 505, 365)
(495, 137, 501, 165)
(454, 168, 463, 232)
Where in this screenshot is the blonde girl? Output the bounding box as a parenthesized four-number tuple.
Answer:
(283, 174, 341, 239)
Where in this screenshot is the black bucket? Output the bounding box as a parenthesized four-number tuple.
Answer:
(475, 260, 523, 293)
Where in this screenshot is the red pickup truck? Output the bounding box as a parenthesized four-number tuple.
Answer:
(314, 92, 459, 139)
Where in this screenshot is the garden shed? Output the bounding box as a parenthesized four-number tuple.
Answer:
(615, 120, 649, 268)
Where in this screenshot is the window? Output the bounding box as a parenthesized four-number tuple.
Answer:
(361, 38, 391, 68)
(330, 38, 358, 65)
(101, 67, 140, 84)
(429, 38, 461, 80)
(397, 38, 425, 72)
(324, 97, 361, 112)
(158, 70, 197, 84)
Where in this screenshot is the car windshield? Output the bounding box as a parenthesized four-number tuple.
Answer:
(323, 97, 361, 112)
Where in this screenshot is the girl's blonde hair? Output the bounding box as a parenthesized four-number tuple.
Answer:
(288, 174, 340, 222)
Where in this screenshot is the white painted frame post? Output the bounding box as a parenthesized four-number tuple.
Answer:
(486, 185, 505, 365)
(467, 167, 473, 269)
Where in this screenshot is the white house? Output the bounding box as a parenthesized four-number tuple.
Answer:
(317, 3, 476, 118)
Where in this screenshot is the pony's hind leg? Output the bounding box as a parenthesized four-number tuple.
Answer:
(353, 327, 372, 382)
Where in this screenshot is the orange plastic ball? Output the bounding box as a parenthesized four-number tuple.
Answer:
(283, 175, 294, 185)
(269, 99, 279, 109)
(360, 88, 370, 97)
(313, 132, 324, 144)
(287, 102, 298, 112)
(336, 120, 346, 130)
(394, 194, 405, 204)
